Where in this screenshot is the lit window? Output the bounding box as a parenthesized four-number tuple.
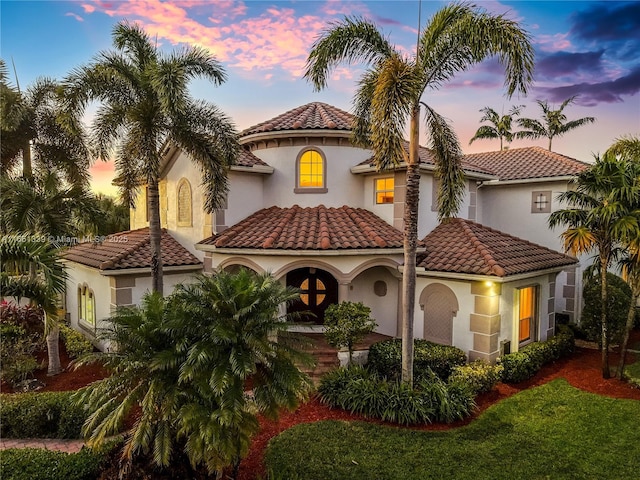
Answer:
(297, 149, 325, 190)
(375, 177, 394, 204)
(518, 286, 538, 346)
(177, 178, 192, 226)
(78, 285, 96, 326)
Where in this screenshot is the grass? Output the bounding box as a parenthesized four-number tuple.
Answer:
(265, 379, 640, 480)
(625, 360, 640, 388)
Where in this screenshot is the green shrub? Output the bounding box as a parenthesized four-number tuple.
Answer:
(449, 360, 504, 395)
(0, 324, 41, 385)
(580, 272, 632, 345)
(59, 324, 94, 359)
(499, 327, 575, 383)
(0, 391, 92, 438)
(318, 366, 475, 424)
(0, 303, 44, 337)
(324, 301, 376, 364)
(367, 338, 466, 381)
(0, 447, 108, 480)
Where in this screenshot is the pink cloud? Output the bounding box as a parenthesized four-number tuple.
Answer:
(65, 12, 84, 22)
(81, 4, 95, 13)
(536, 33, 572, 51)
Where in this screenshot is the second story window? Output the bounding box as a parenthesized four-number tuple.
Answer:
(177, 178, 192, 226)
(296, 148, 327, 193)
(375, 177, 394, 204)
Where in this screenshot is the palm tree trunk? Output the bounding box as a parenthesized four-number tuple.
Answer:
(401, 106, 421, 387)
(600, 254, 610, 378)
(548, 136, 553, 151)
(46, 324, 62, 376)
(22, 140, 34, 185)
(148, 178, 163, 294)
(617, 289, 639, 379)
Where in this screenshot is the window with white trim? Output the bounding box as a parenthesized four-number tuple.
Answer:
(78, 285, 96, 326)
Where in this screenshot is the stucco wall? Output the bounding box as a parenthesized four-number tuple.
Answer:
(350, 266, 400, 337)
(225, 171, 266, 228)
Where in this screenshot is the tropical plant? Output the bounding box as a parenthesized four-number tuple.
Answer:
(516, 96, 595, 150)
(580, 272, 631, 346)
(74, 270, 311, 478)
(324, 301, 377, 365)
(0, 236, 66, 375)
(304, 3, 534, 385)
(469, 105, 524, 150)
(63, 21, 239, 294)
(0, 171, 101, 239)
(0, 59, 90, 186)
(91, 194, 130, 235)
(549, 152, 640, 377)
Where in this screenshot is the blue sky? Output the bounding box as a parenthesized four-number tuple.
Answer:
(2, 1, 638, 194)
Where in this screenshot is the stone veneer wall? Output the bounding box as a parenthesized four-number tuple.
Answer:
(563, 267, 576, 322)
(547, 273, 556, 338)
(468, 281, 502, 363)
(110, 276, 135, 312)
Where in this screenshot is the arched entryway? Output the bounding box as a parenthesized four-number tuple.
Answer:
(286, 267, 338, 324)
(419, 283, 459, 345)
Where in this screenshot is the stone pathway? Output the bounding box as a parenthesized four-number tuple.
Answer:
(0, 438, 86, 453)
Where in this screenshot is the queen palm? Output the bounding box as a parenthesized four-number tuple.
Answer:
(516, 96, 595, 150)
(469, 105, 524, 150)
(64, 21, 239, 293)
(0, 236, 66, 375)
(305, 3, 534, 384)
(0, 60, 90, 187)
(549, 150, 640, 378)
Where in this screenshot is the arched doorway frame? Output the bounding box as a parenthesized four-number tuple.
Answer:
(419, 282, 459, 345)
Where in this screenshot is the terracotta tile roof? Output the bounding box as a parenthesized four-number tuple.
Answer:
(241, 102, 354, 137)
(199, 205, 406, 250)
(359, 142, 494, 175)
(418, 218, 576, 277)
(236, 148, 269, 167)
(464, 146, 589, 181)
(63, 228, 202, 271)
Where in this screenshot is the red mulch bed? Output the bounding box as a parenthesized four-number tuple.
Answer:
(3, 332, 639, 480)
(0, 340, 109, 394)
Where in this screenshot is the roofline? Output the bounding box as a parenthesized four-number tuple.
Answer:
(99, 264, 203, 276)
(239, 129, 352, 145)
(414, 264, 577, 283)
(195, 245, 415, 256)
(478, 175, 577, 187)
(350, 162, 496, 180)
(230, 165, 274, 175)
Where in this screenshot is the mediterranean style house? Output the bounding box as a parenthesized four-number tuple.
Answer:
(62, 102, 587, 362)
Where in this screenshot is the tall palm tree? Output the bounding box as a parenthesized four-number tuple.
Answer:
(305, 4, 534, 385)
(606, 135, 640, 380)
(549, 152, 640, 378)
(516, 96, 595, 150)
(75, 270, 311, 478)
(0, 236, 66, 375)
(469, 105, 524, 150)
(0, 60, 91, 187)
(64, 21, 239, 293)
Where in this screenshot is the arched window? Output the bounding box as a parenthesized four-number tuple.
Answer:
(295, 149, 327, 193)
(78, 285, 96, 326)
(176, 178, 192, 226)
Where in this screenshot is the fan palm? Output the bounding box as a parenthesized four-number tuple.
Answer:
(305, 3, 534, 384)
(0, 60, 91, 186)
(549, 151, 640, 378)
(469, 105, 524, 150)
(0, 236, 66, 374)
(63, 21, 239, 294)
(75, 270, 311, 478)
(516, 96, 595, 150)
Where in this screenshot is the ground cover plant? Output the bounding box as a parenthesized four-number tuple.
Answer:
(265, 379, 640, 480)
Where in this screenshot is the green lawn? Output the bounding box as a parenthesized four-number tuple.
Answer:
(266, 379, 640, 480)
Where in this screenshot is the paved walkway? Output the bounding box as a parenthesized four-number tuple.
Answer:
(0, 438, 86, 453)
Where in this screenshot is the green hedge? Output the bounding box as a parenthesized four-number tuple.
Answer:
(59, 324, 94, 359)
(499, 326, 575, 383)
(367, 338, 466, 381)
(0, 447, 108, 480)
(0, 391, 91, 439)
(318, 366, 475, 424)
(449, 360, 504, 395)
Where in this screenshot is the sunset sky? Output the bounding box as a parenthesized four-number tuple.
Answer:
(1, 1, 638, 196)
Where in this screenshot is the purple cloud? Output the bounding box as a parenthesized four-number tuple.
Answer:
(535, 50, 605, 80)
(537, 66, 640, 106)
(570, 2, 640, 43)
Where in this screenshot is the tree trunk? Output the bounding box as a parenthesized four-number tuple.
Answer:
(401, 106, 421, 387)
(600, 254, 610, 378)
(148, 177, 164, 294)
(617, 288, 639, 380)
(548, 136, 553, 151)
(23, 140, 34, 185)
(46, 325, 62, 376)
